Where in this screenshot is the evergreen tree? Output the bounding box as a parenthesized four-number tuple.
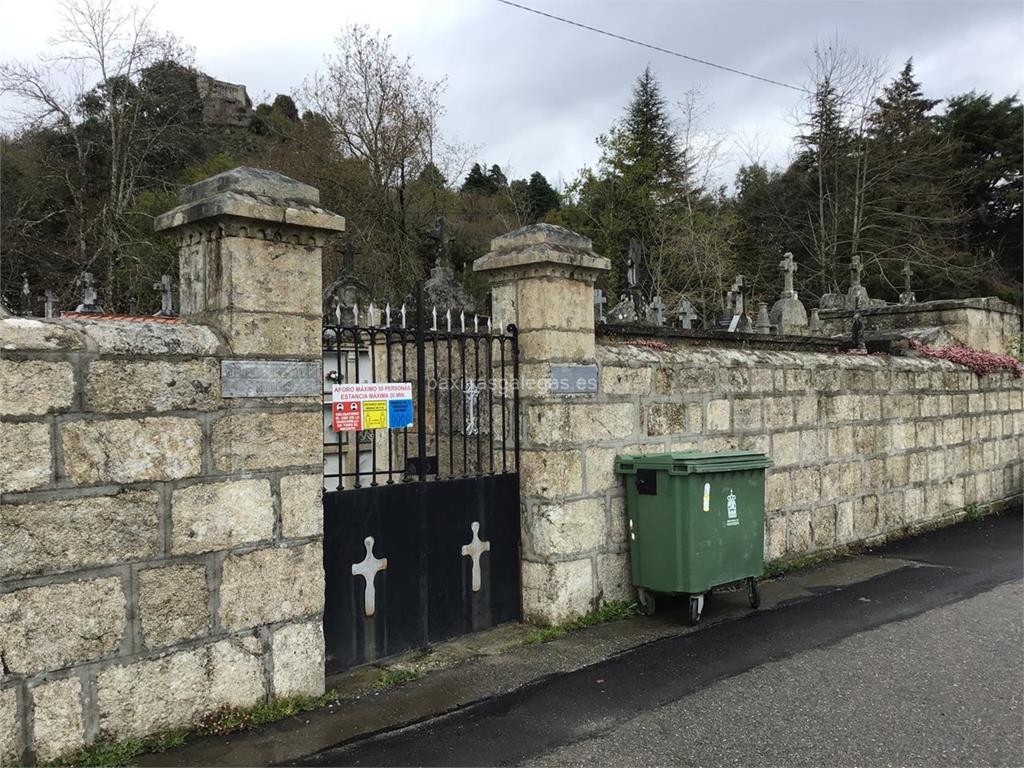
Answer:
(869, 59, 940, 142)
(557, 67, 693, 293)
(487, 164, 508, 191)
(526, 171, 559, 222)
(462, 162, 491, 194)
(942, 92, 1023, 295)
(865, 59, 963, 297)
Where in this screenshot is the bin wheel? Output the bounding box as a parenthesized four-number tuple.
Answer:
(687, 594, 704, 625)
(637, 588, 656, 616)
(747, 578, 761, 610)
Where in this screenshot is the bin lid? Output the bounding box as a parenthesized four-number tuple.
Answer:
(614, 450, 773, 475)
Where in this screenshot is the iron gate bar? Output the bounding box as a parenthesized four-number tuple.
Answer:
(415, 283, 428, 483)
(323, 315, 518, 489)
(511, 323, 520, 474)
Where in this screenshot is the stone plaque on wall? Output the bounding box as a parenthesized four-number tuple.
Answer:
(221, 360, 320, 398)
(549, 364, 599, 395)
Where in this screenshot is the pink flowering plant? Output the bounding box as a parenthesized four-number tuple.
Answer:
(910, 340, 1024, 378)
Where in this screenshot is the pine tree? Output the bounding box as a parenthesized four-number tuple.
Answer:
(865, 59, 961, 296)
(487, 164, 508, 191)
(869, 59, 940, 142)
(609, 66, 688, 197)
(462, 163, 491, 194)
(526, 171, 559, 222)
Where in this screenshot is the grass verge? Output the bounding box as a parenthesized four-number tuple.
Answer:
(522, 600, 640, 645)
(56, 661, 427, 767)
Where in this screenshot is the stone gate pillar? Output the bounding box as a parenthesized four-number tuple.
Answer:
(474, 224, 610, 624)
(155, 166, 345, 356)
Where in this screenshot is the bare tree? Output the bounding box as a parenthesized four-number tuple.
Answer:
(0, 0, 191, 303)
(302, 25, 451, 293)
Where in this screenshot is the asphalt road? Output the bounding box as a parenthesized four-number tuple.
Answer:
(298, 511, 1023, 767)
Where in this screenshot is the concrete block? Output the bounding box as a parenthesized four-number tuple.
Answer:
(0, 359, 74, 416)
(219, 543, 324, 630)
(600, 366, 651, 396)
(521, 559, 593, 625)
(96, 638, 264, 739)
(171, 478, 274, 554)
(707, 399, 730, 432)
(85, 359, 221, 413)
(0, 421, 51, 493)
(596, 552, 634, 603)
(212, 411, 321, 472)
(524, 498, 606, 560)
(0, 578, 124, 674)
(732, 398, 762, 431)
(61, 417, 202, 484)
(138, 565, 209, 649)
(272, 621, 325, 698)
(811, 506, 836, 548)
(0, 687, 20, 764)
(771, 431, 800, 467)
(0, 490, 159, 579)
(520, 450, 583, 498)
(31, 678, 83, 761)
(280, 473, 323, 539)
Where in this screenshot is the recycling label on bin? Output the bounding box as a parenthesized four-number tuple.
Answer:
(726, 489, 739, 526)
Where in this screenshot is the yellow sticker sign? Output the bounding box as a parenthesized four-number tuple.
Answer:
(362, 400, 388, 429)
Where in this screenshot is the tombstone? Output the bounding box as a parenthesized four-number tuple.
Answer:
(606, 293, 639, 324)
(846, 254, 871, 309)
(755, 302, 771, 334)
(153, 274, 176, 316)
(323, 272, 371, 326)
(593, 288, 607, 323)
(75, 272, 104, 313)
(674, 297, 696, 330)
(808, 308, 822, 335)
(648, 296, 666, 326)
(423, 214, 474, 312)
(727, 276, 752, 332)
(899, 262, 917, 305)
(20, 273, 32, 316)
(38, 289, 58, 319)
(769, 252, 808, 334)
(852, 312, 866, 351)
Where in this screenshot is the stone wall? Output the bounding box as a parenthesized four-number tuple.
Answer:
(473, 224, 1024, 626)
(1, 168, 342, 764)
(518, 341, 1023, 623)
(819, 297, 1022, 354)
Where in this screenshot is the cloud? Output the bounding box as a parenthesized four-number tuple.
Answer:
(2, 0, 1020, 189)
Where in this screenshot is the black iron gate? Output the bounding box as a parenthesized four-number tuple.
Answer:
(322, 287, 521, 674)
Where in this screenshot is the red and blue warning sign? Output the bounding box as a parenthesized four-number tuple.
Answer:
(331, 383, 413, 432)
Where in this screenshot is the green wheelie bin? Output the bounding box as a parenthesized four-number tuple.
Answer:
(615, 450, 773, 624)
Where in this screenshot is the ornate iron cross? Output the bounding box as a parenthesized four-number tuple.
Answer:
(465, 380, 481, 436)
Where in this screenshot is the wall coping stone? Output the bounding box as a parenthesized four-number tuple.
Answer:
(154, 167, 345, 234)
(474, 223, 611, 276)
(596, 341, 982, 374)
(1, 317, 225, 356)
(819, 296, 1021, 319)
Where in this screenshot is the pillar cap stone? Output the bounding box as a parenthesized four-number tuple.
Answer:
(473, 224, 610, 277)
(154, 166, 345, 234)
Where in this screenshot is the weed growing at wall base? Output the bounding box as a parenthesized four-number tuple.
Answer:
(523, 600, 640, 645)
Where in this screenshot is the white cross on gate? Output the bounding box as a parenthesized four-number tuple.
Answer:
(461, 522, 490, 593)
(351, 536, 388, 617)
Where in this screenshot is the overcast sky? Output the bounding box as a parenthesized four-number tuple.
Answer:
(2, 0, 1021, 189)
